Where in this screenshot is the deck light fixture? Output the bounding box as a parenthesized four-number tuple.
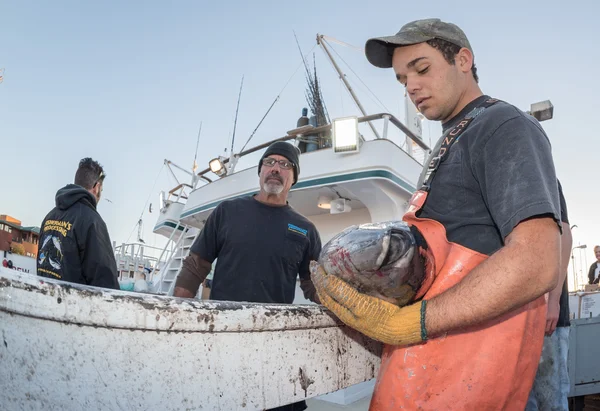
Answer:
(317, 195, 332, 209)
(209, 157, 227, 177)
(332, 116, 360, 153)
(527, 100, 554, 122)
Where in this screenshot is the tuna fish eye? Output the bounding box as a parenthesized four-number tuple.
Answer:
(381, 231, 410, 268)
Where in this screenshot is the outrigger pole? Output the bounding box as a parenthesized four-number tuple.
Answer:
(316, 34, 381, 140)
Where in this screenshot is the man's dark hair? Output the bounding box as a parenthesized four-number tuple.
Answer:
(426, 38, 479, 83)
(74, 158, 105, 190)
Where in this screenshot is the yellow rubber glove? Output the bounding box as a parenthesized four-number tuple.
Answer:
(310, 261, 427, 346)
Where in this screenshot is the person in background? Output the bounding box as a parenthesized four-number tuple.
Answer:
(37, 157, 119, 289)
(588, 245, 600, 284)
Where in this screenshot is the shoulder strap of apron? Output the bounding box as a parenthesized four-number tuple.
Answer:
(421, 98, 499, 192)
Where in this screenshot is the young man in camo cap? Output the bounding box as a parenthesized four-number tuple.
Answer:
(311, 18, 566, 409)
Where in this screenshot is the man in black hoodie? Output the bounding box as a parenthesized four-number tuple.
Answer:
(37, 158, 119, 289)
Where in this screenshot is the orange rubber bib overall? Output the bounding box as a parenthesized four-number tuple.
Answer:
(370, 99, 546, 410)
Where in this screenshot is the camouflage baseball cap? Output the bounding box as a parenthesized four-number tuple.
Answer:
(365, 18, 473, 68)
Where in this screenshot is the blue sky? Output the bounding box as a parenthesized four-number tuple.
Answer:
(1, 1, 599, 288)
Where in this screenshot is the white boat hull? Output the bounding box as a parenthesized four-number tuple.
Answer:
(0, 270, 381, 410)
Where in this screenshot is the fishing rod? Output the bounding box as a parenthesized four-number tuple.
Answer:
(231, 75, 244, 154)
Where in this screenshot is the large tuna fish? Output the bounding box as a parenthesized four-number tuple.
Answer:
(318, 221, 427, 306)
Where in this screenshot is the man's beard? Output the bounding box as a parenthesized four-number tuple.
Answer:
(263, 176, 284, 194)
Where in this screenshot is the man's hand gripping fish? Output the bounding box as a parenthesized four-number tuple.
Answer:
(311, 221, 433, 346)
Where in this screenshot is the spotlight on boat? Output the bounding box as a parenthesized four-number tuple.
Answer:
(317, 195, 332, 209)
(527, 100, 554, 122)
(332, 116, 360, 153)
(209, 157, 227, 177)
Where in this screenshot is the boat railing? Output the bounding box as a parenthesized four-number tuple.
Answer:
(159, 183, 194, 212)
(167, 183, 194, 201)
(114, 242, 166, 280)
(194, 113, 431, 181)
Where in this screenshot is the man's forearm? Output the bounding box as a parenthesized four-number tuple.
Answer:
(425, 217, 560, 337)
(173, 253, 212, 298)
(547, 269, 567, 309)
(300, 278, 321, 304)
(549, 221, 572, 305)
(547, 286, 563, 306)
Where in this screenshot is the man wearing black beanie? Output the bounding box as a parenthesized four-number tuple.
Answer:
(257, 141, 301, 185)
(174, 140, 320, 411)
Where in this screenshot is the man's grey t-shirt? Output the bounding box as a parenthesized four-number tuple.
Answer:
(417, 95, 561, 255)
(191, 196, 321, 304)
(557, 180, 570, 328)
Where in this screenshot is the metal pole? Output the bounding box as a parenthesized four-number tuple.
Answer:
(231, 76, 244, 154)
(404, 92, 414, 157)
(579, 248, 583, 288)
(317, 34, 381, 139)
(584, 251, 588, 285)
(579, 250, 589, 284)
(571, 250, 579, 291)
(166, 160, 194, 178)
(382, 115, 390, 140)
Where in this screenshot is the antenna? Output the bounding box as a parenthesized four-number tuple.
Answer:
(225, 130, 232, 155)
(231, 76, 244, 154)
(294, 31, 311, 79)
(295, 31, 330, 132)
(193, 121, 202, 173)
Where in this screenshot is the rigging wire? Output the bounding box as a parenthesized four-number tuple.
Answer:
(320, 35, 364, 52)
(240, 43, 317, 152)
(339, 78, 344, 113)
(324, 38, 390, 113)
(125, 163, 165, 244)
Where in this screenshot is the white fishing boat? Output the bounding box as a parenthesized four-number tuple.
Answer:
(0, 35, 430, 410)
(0, 268, 383, 410)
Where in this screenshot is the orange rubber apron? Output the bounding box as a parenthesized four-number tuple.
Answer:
(370, 99, 547, 411)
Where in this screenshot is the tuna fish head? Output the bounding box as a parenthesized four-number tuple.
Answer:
(318, 221, 426, 306)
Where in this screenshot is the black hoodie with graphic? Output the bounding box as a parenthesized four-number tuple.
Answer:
(37, 184, 119, 289)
